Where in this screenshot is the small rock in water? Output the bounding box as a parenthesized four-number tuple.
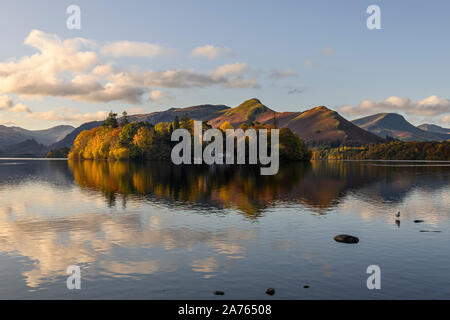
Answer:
(265, 288, 275, 295)
(334, 234, 359, 244)
(414, 220, 424, 223)
(303, 285, 310, 289)
(213, 290, 225, 295)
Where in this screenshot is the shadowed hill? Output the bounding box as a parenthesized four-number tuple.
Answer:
(54, 100, 383, 149)
(0, 125, 74, 149)
(130, 104, 229, 124)
(0, 139, 48, 157)
(418, 123, 450, 135)
(353, 113, 450, 141)
(208, 100, 383, 145)
(50, 121, 103, 149)
(51, 105, 229, 149)
(286, 106, 384, 146)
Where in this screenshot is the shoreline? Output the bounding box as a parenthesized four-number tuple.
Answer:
(1, 158, 450, 163)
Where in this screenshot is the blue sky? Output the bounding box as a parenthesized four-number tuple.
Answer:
(0, 0, 449, 129)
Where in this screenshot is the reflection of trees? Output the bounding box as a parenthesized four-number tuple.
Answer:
(68, 160, 450, 216)
(68, 160, 310, 216)
(300, 161, 450, 208)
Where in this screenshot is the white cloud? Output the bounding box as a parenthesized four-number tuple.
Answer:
(0, 95, 31, 113)
(0, 30, 116, 103)
(191, 45, 232, 60)
(440, 115, 450, 126)
(92, 64, 115, 76)
(149, 90, 162, 101)
(101, 41, 170, 58)
(0, 30, 258, 107)
(224, 78, 259, 89)
(212, 62, 247, 78)
(111, 66, 256, 89)
(112, 69, 222, 88)
(127, 107, 146, 114)
(340, 95, 450, 117)
(0, 113, 19, 126)
(26, 107, 108, 124)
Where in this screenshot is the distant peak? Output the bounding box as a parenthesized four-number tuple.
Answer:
(245, 98, 262, 104)
(376, 113, 407, 120)
(309, 106, 338, 115)
(376, 112, 402, 117)
(235, 98, 268, 110)
(312, 106, 331, 111)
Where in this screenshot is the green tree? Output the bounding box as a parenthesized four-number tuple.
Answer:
(173, 116, 180, 130)
(279, 127, 311, 161)
(103, 111, 119, 128)
(121, 110, 129, 126)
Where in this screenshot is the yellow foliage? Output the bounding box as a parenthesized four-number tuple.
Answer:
(110, 147, 130, 160)
(219, 121, 233, 132)
(133, 127, 153, 150)
(69, 126, 123, 160)
(154, 122, 170, 133)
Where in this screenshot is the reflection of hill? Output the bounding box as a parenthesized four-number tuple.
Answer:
(345, 163, 450, 204)
(294, 161, 450, 209)
(68, 160, 450, 215)
(0, 160, 74, 188)
(68, 160, 310, 216)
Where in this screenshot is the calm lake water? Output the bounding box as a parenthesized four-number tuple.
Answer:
(0, 159, 449, 299)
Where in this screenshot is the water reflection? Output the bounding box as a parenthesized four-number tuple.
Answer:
(68, 160, 310, 216)
(0, 159, 449, 298)
(68, 160, 450, 215)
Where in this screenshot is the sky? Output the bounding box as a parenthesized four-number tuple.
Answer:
(0, 0, 449, 130)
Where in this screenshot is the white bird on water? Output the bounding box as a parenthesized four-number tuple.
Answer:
(395, 211, 401, 218)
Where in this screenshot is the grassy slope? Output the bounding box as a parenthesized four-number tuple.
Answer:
(287, 106, 384, 145)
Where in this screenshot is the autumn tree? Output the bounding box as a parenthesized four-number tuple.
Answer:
(219, 121, 233, 132)
(133, 127, 154, 159)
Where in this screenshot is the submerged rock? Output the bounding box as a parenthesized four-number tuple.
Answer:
(334, 234, 359, 244)
(213, 290, 225, 295)
(265, 288, 275, 295)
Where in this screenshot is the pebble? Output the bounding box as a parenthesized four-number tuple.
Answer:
(265, 288, 275, 295)
(334, 234, 359, 244)
(213, 291, 225, 295)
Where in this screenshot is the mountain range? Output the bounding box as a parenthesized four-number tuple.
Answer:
(417, 123, 450, 135)
(138, 98, 383, 146)
(0, 125, 74, 149)
(352, 113, 450, 142)
(0, 139, 48, 158)
(0, 98, 448, 157)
